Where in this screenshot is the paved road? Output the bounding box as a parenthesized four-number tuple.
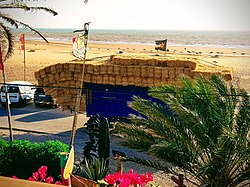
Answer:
(0, 104, 88, 134)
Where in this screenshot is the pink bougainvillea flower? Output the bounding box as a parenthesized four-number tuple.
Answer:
(38, 166, 47, 175)
(12, 176, 18, 179)
(32, 172, 39, 180)
(28, 177, 35, 181)
(55, 181, 63, 185)
(45, 176, 54, 184)
(38, 166, 47, 180)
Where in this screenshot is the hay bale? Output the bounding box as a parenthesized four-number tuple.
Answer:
(115, 75, 122, 85)
(103, 75, 109, 84)
(100, 65, 108, 74)
(96, 75, 103, 84)
(107, 65, 114, 74)
(120, 66, 127, 76)
(63, 63, 69, 70)
(154, 67, 162, 78)
(109, 75, 116, 85)
(148, 67, 154, 77)
(113, 65, 121, 75)
(55, 63, 63, 72)
(128, 76, 135, 86)
(141, 66, 148, 77)
(86, 64, 94, 74)
(122, 76, 129, 86)
(161, 68, 169, 79)
(69, 64, 75, 72)
(168, 67, 176, 79)
(84, 73, 92, 82)
(134, 76, 142, 86)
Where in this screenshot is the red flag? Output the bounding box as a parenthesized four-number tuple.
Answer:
(0, 47, 3, 71)
(19, 34, 25, 51)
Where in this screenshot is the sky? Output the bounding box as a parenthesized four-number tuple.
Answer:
(6, 0, 250, 31)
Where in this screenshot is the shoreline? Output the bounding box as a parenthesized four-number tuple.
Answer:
(1, 40, 250, 92)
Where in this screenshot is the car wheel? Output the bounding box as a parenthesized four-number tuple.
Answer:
(35, 103, 41, 108)
(18, 98, 26, 107)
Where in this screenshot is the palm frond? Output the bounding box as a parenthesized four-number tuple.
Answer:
(15, 19, 49, 43)
(0, 13, 19, 28)
(0, 23, 15, 59)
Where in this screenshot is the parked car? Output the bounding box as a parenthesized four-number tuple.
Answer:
(0, 81, 35, 107)
(34, 88, 57, 108)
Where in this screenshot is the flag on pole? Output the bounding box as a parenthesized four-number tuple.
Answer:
(155, 39, 167, 51)
(72, 34, 86, 59)
(0, 47, 3, 71)
(19, 34, 25, 51)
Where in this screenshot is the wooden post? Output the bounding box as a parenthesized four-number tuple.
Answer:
(69, 22, 90, 149)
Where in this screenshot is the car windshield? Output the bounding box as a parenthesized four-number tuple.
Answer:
(1, 86, 19, 93)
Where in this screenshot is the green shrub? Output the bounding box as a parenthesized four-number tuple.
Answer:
(0, 139, 68, 180)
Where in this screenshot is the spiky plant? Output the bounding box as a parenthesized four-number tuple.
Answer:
(115, 75, 250, 187)
(0, 0, 58, 60)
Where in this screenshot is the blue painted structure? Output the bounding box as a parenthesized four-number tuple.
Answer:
(85, 83, 157, 119)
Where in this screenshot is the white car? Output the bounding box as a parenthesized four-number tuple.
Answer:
(0, 81, 35, 107)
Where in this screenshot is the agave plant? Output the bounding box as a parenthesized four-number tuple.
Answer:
(115, 75, 250, 187)
(0, 0, 58, 60)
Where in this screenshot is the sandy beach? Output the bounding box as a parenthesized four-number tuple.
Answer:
(1, 40, 250, 92)
(1, 40, 250, 186)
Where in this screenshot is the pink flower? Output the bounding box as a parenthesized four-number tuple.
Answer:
(33, 172, 39, 180)
(38, 166, 47, 180)
(45, 176, 54, 184)
(55, 181, 63, 185)
(28, 177, 35, 181)
(38, 166, 47, 175)
(12, 176, 18, 179)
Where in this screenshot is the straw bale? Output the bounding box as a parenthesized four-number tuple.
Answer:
(120, 66, 127, 76)
(44, 66, 51, 74)
(156, 59, 167, 67)
(75, 64, 83, 73)
(115, 75, 122, 85)
(222, 73, 232, 81)
(100, 65, 108, 74)
(154, 67, 162, 78)
(55, 63, 63, 72)
(131, 58, 139, 65)
(141, 78, 149, 87)
(113, 57, 120, 65)
(96, 75, 103, 84)
(69, 64, 75, 72)
(141, 66, 148, 77)
(128, 76, 135, 86)
(186, 60, 197, 70)
(184, 68, 192, 77)
(43, 77, 49, 84)
(148, 59, 157, 66)
(148, 78, 154, 87)
(161, 68, 169, 79)
(63, 63, 69, 70)
(39, 69, 46, 77)
(154, 78, 163, 87)
(127, 66, 134, 76)
(168, 67, 176, 79)
(107, 65, 114, 74)
(50, 64, 57, 74)
(93, 65, 101, 75)
(113, 65, 121, 75)
(34, 71, 40, 79)
(103, 75, 109, 84)
(148, 67, 154, 77)
(84, 73, 92, 83)
(122, 76, 129, 86)
(175, 67, 184, 77)
(91, 75, 97, 84)
(108, 75, 116, 85)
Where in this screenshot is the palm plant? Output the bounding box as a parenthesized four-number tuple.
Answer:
(115, 75, 250, 187)
(0, 0, 58, 60)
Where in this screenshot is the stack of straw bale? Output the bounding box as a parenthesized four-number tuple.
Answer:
(35, 55, 233, 111)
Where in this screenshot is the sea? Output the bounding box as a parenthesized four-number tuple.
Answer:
(12, 28, 250, 49)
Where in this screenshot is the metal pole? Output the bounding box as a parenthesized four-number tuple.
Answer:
(0, 47, 13, 141)
(69, 22, 90, 149)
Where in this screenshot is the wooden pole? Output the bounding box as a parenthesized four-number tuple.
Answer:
(69, 22, 90, 149)
(23, 34, 26, 81)
(0, 47, 13, 141)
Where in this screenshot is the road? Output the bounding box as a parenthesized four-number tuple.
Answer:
(0, 104, 88, 135)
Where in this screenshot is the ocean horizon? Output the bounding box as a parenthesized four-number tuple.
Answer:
(12, 28, 250, 49)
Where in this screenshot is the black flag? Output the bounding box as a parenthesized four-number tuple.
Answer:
(155, 39, 167, 51)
